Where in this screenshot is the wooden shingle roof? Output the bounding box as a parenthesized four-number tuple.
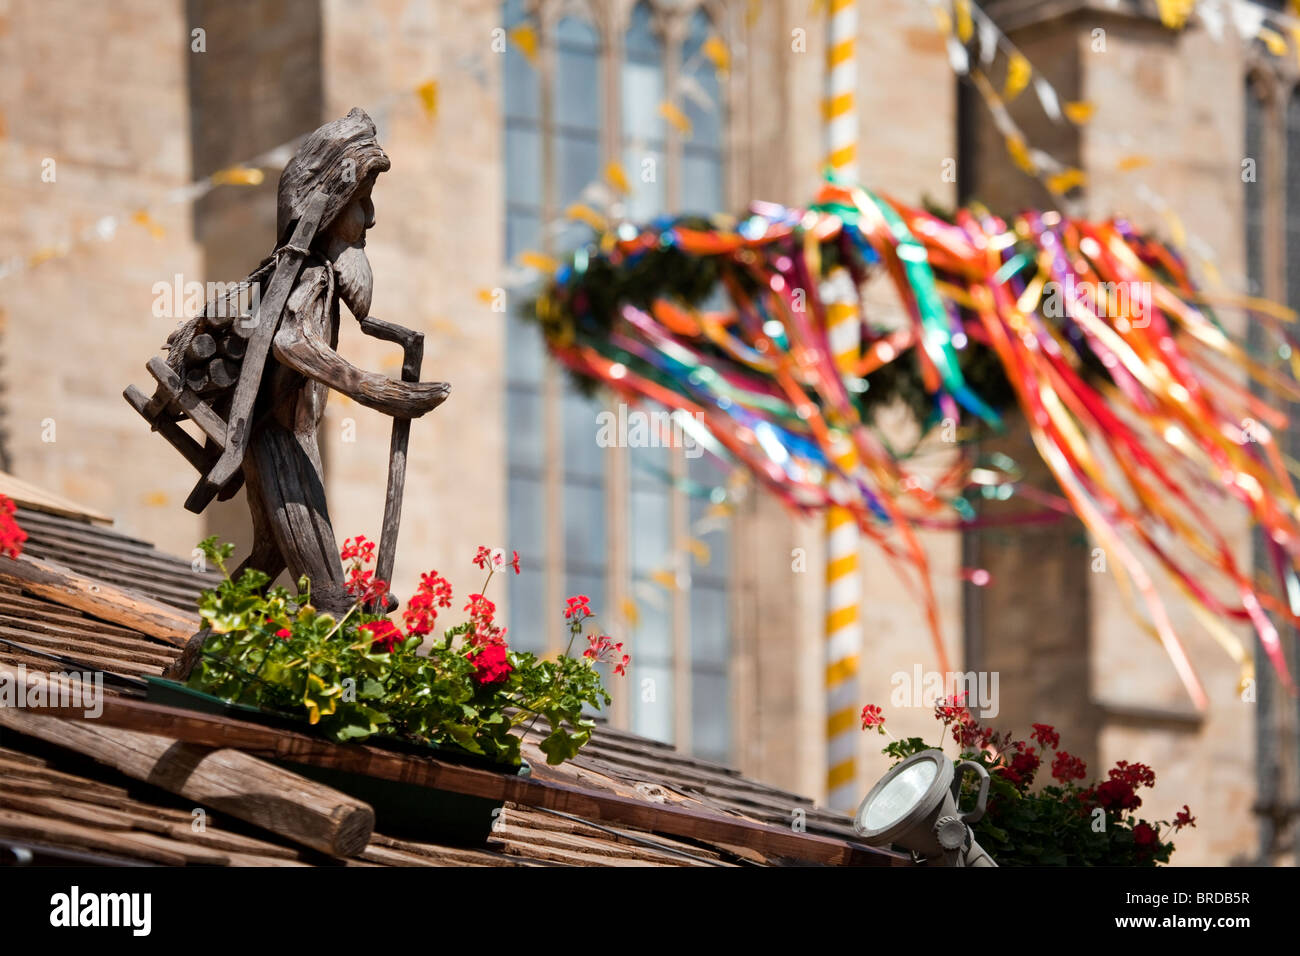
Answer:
(0, 498, 905, 868)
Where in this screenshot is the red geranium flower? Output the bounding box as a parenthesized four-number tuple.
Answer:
(422, 572, 453, 606)
(360, 619, 401, 654)
(468, 640, 512, 684)
(1173, 805, 1196, 830)
(464, 593, 496, 623)
(468, 618, 508, 647)
(0, 495, 26, 559)
(860, 704, 885, 731)
(951, 711, 985, 749)
(996, 765, 1025, 787)
(1109, 760, 1156, 790)
(1008, 745, 1040, 783)
(1051, 750, 1088, 783)
(1094, 778, 1142, 812)
(1132, 821, 1158, 847)
(473, 546, 521, 574)
(564, 595, 592, 620)
(1030, 723, 1060, 750)
(344, 566, 389, 606)
(403, 590, 436, 636)
(935, 692, 969, 723)
(275, 628, 292, 640)
(402, 571, 453, 637)
(583, 633, 630, 675)
(340, 536, 376, 564)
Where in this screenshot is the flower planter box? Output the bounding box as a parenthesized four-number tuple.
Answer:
(144, 676, 530, 847)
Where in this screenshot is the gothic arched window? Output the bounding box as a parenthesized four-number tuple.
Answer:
(502, 0, 733, 762)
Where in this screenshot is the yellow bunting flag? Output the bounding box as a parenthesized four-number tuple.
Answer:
(416, 79, 438, 119)
(703, 34, 730, 74)
(1046, 167, 1086, 195)
(1117, 154, 1153, 171)
(1005, 134, 1035, 174)
(565, 203, 607, 232)
(747, 0, 763, 27)
(1003, 52, 1032, 101)
(509, 23, 538, 64)
(651, 569, 679, 591)
(1258, 27, 1289, 58)
(687, 538, 712, 566)
(1154, 0, 1194, 29)
(143, 491, 169, 507)
(620, 597, 640, 628)
(707, 500, 734, 520)
(955, 0, 973, 43)
(930, 3, 952, 34)
(605, 161, 630, 194)
(1063, 101, 1095, 124)
(131, 210, 166, 239)
(210, 165, 265, 186)
(658, 100, 692, 136)
(518, 250, 559, 274)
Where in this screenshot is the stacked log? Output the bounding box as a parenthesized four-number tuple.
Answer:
(160, 266, 273, 402)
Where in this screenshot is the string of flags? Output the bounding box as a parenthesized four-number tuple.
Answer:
(5, 0, 1294, 288)
(0, 80, 443, 286)
(1159, 0, 1300, 54)
(919, 0, 1279, 296)
(2, 8, 733, 289)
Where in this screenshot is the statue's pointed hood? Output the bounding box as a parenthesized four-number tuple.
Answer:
(276, 108, 391, 243)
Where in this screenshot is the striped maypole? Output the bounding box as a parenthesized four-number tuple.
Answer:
(823, 276, 863, 811)
(823, 0, 861, 811)
(825, 0, 858, 179)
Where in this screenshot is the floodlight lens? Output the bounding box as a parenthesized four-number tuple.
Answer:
(863, 759, 938, 831)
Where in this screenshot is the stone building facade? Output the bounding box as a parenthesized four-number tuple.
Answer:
(0, 0, 1289, 863)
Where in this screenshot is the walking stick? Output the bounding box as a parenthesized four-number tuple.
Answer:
(357, 316, 425, 593)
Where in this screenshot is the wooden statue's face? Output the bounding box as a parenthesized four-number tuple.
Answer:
(329, 180, 376, 245)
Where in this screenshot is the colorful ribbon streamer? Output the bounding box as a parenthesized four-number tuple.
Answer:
(530, 181, 1300, 708)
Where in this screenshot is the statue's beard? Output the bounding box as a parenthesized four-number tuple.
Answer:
(328, 236, 373, 320)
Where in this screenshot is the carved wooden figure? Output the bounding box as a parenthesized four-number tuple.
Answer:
(126, 109, 448, 616)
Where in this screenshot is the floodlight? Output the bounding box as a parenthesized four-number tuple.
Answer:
(853, 749, 997, 866)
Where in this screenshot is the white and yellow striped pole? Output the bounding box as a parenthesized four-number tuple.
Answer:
(823, 0, 861, 812)
(823, 276, 863, 811)
(825, 0, 859, 179)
